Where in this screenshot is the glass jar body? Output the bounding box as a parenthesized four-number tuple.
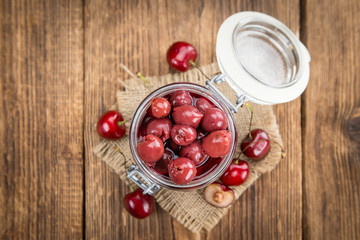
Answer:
(129, 83, 237, 191)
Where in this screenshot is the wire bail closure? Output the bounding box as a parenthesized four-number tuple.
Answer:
(127, 165, 160, 195)
(206, 74, 248, 113)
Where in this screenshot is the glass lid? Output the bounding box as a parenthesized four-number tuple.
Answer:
(216, 12, 311, 105)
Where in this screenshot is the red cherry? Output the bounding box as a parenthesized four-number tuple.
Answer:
(168, 157, 197, 184)
(166, 42, 197, 72)
(202, 130, 232, 158)
(97, 110, 126, 140)
(146, 118, 172, 142)
(137, 134, 164, 163)
(153, 150, 174, 175)
(172, 105, 203, 128)
(180, 141, 208, 165)
(220, 159, 249, 186)
(195, 97, 214, 114)
(167, 138, 181, 152)
(200, 108, 228, 132)
(169, 90, 192, 107)
(240, 129, 270, 160)
(123, 189, 155, 219)
(170, 125, 197, 146)
(150, 97, 171, 118)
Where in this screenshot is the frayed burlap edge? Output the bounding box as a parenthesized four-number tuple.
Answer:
(93, 63, 283, 233)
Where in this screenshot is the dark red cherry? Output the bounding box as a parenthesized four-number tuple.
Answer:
(166, 42, 197, 72)
(180, 141, 208, 165)
(202, 130, 232, 158)
(172, 105, 203, 128)
(200, 108, 228, 132)
(167, 138, 181, 152)
(123, 188, 155, 219)
(97, 110, 126, 140)
(137, 134, 164, 163)
(150, 97, 171, 118)
(146, 118, 172, 142)
(169, 90, 192, 107)
(170, 125, 197, 146)
(153, 150, 174, 175)
(168, 157, 197, 184)
(220, 159, 249, 186)
(195, 97, 214, 114)
(240, 129, 270, 160)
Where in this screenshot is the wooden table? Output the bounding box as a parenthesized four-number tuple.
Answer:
(1, 0, 359, 239)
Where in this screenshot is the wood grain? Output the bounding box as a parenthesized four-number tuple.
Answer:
(84, 0, 302, 239)
(302, 0, 360, 239)
(0, 0, 84, 239)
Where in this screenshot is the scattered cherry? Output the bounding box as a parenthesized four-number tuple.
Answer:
(146, 118, 172, 142)
(170, 125, 197, 146)
(201, 108, 228, 132)
(170, 90, 193, 107)
(167, 41, 197, 72)
(172, 105, 203, 128)
(240, 129, 270, 160)
(168, 157, 197, 184)
(204, 182, 235, 208)
(220, 159, 249, 186)
(150, 97, 171, 118)
(202, 130, 232, 158)
(97, 110, 126, 140)
(137, 134, 164, 163)
(123, 188, 155, 219)
(180, 141, 208, 165)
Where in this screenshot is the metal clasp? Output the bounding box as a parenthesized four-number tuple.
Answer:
(126, 165, 160, 195)
(206, 74, 248, 113)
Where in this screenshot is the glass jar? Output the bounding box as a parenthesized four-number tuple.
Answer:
(126, 11, 310, 195)
(129, 83, 237, 193)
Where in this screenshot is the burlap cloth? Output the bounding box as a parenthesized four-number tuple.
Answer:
(93, 63, 283, 233)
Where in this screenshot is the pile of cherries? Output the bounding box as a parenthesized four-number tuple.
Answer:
(136, 90, 232, 185)
(95, 41, 275, 218)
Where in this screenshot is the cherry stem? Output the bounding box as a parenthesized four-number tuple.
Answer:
(272, 140, 286, 158)
(136, 72, 150, 88)
(117, 120, 127, 127)
(242, 103, 254, 139)
(189, 60, 211, 80)
(114, 146, 134, 191)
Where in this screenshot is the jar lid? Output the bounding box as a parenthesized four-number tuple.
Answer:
(216, 12, 310, 104)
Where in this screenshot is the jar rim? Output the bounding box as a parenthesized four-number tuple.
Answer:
(129, 83, 237, 190)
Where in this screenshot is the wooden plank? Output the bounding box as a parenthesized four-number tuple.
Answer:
(0, 0, 84, 239)
(84, 0, 301, 239)
(302, 0, 360, 239)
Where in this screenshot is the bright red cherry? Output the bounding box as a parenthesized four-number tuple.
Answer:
(202, 130, 232, 158)
(169, 90, 192, 107)
(146, 118, 172, 142)
(150, 97, 171, 118)
(168, 157, 197, 184)
(123, 189, 155, 219)
(240, 129, 270, 160)
(201, 108, 228, 132)
(180, 141, 208, 165)
(220, 159, 249, 186)
(195, 97, 214, 114)
(137, 134, 164, 163)
(166, 42, 197, 72)
(170, 125, 197, 146)
(97, 110, 126, 140)
(172, 105, 203, 128)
